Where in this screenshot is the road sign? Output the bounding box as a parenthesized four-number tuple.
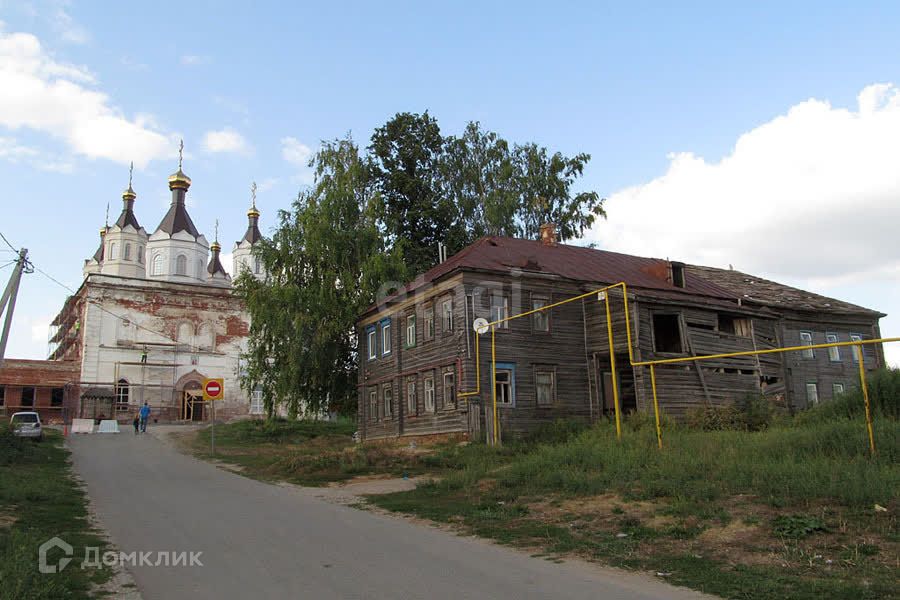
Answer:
(202, 378, 224, 401)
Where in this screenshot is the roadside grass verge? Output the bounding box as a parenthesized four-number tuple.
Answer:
(0, 423, 112, 599)
(371, 417, 899, 599)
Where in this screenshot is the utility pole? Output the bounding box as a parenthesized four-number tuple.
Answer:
(0, 248, 29, 366)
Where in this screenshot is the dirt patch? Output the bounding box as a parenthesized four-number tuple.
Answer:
(0, 511, 17, 528)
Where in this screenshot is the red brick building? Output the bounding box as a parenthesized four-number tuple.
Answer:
(0, 359, 80, 424)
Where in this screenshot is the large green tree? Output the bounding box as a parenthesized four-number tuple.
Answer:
(234, 136, 406, 417)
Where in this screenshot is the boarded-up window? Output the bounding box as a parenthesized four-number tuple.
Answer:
(806, 382, 818, 405)
(652, 314, 682, 353)
(826, 333, 840, 361)
(443, 372, 455, 408)
(800, 331, 814, 359)
(718, 315, 751, 337)
(424, 376, 435, 412)
(177, 323, 193, 346)
(535, 370, 555, 406)
(532, 297, 549, 332)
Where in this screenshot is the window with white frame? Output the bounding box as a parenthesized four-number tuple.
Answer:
(367, 327, 377, 360)
(832, 382, 845, 397)
(495, 368, 514, 405)
(383, 385, 393, 417)
(800, 331, 814, 359)
(124, 243, 132, 261)
(442, 299, 453, 332)
(443, 372, 455, 408)
(825, 333, 840, 361)
(406, 379, 416, 415)
(491, 293, 509, 329)
(175, 254, 187, 275)
(532, 296, 549, 332)
(250, 388, 264, 415)
(424, 304, 435, 340)
(151, 254, 163, 275)
(137, 246, 144, 264)
(850, 334, 863, 363)
(806, 382, 819, 405)
(369, 389, 378, 420)
(535, 369, 555, 406)
(406, 314, 416, 348)
(109, 242, 118, 260)
(424, 375, 435, 412)
(381, 319, 392, 355)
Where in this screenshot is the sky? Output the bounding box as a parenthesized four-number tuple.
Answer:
(0, 0, 897, 367)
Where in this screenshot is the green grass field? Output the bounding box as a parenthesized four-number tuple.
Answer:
(0, 424, 112, 599)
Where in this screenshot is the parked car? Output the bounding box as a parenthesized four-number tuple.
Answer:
(10, 411, 43, 441)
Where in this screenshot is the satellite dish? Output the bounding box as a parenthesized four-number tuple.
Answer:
(472, 317, 490, 335)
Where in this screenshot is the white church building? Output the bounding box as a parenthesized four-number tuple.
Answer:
(49, 149, 266, 421)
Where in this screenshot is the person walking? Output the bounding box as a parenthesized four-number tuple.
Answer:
(139, 403, 151, 433)
(132, 412, 140, 435)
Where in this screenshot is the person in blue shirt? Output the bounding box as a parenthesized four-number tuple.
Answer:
(139, 403, 151, 433)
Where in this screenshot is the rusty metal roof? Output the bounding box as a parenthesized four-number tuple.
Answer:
(364, 237, 739, 316)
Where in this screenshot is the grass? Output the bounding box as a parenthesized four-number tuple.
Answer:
(193, 372, 900, 599)
(0, 423, 112, 599)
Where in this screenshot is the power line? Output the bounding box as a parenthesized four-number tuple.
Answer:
(0, 231, 17, 253)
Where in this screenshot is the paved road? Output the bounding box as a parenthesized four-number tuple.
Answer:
(68, 432, 710, 600)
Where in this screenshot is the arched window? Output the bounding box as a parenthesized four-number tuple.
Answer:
(109, 242, 118, 260)
(115, 378, 129, 409)
(177, 322, 193, 346)
(197, 259, 204, 278)
(175, 254, 187, 275)
(254, 256, 261, 274)
(124, 243, 132, 261)
(151, 254, 163, 275)
(137, 246, 144, 264)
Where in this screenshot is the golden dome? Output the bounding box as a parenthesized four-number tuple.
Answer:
(210, 240, 221, 252)
(122, 185, 136, 201)
(168, 168, 192, 190)
(247, 206, 260, 218)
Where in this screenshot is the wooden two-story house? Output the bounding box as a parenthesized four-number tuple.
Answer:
(356, 226, 886, 441)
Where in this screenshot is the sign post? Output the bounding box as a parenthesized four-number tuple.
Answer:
(202, 378, 224, 457)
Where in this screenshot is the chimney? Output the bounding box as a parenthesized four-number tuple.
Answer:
(670, 261, 686, 288)
(539, 223, 557, 246)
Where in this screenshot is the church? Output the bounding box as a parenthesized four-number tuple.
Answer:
(42, 144, 265, 422)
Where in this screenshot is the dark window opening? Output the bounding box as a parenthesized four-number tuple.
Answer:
(724, 367, 739, 374)
(739, 369, 755, 375)
(688, 321, 715, 331)
(652, 314, 683, 353)
(21, 386, 35, 407)
(671, 262, 686, 288)
(51, 388, 64, 407)
(0, 387, 5, 406)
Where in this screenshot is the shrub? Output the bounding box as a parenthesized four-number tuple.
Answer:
(796, 368, 900, 425)
(685, 395, 778, 432)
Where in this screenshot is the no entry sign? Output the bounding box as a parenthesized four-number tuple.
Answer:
(202, 378, 224, 401)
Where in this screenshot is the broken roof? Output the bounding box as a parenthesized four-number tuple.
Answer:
(688, 265, 885, 317)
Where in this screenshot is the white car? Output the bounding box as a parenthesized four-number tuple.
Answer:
(10, 411, 43, 441)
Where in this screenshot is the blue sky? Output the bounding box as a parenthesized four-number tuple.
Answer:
(1, 1, 898, 365)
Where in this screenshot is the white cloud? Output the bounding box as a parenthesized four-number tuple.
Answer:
(180, 54, 210, 66)
(0, 135, 73, 172)
(202, 127, 251, 154)
(281, 136, 315, 184)
(589, 83, 900, 367)
(0, 27, 176, 167)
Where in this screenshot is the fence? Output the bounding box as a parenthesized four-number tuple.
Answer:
(459, 281, 896, 455)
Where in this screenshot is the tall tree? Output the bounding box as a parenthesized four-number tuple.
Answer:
(235, 136, 406, 417)
(369, 112, 462, 276)
(513, 143, 605, 241)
